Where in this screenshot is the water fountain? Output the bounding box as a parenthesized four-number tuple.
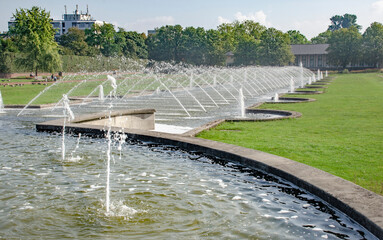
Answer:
(0, 62, 380, 239)
(274, 93, 279, 102)
(290, 77, 295, 92)
(0, 90, 4, 114)
(239, 88, 245, 118)
(99, 85, 105, 101)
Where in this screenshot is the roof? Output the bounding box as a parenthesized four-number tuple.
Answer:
(290, 44, 329, 55)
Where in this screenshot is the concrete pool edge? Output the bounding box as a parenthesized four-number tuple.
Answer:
(36, 120, 383, 239)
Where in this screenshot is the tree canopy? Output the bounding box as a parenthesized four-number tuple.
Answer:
(9, 6, 61, 75)
(327, 26, 362, 68)
(310, 31, 332, 44)
(362, 22, 383, 68)
(288, 30, 309, 44)
(258, 28, 294, 66)
(328, 14, 361, 31)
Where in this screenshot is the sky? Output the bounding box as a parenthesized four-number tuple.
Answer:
(1, 0, 383, 39)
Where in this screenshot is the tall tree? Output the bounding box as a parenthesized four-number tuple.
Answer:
(234, 36, 259, 65)
(310, 31, 332, 44)
(363, 22, 383, 68)
(59, 27, 95, 56)
(258, 28, 294, 66)
(9, 6, 61, 76)
(147, 25, 184, 62)
(327, 26, 362, 69)
(85, 23, 119, 57)
(328, 14, 361, 31)
(287, 30, 309, 44)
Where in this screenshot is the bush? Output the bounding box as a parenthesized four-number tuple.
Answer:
(342, 69, 349, 74)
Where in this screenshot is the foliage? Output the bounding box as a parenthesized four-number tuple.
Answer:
(258, 28, 294, 66)
(198, 73, 383, 195)
(287, 30, 310, 44)
(217, 20, 266, 53)
(117, 29, 148, 59)
(58, 27, 98, 56)
(147, 25, 184, 62)
(362, 22, 383, 68)
(9, 6, 62, 75)
(327, 27, 362, 68)
(328, 13, 362, 31)
(234, 36, 259, 65)
(310, 30, 332, 44)
(85, 22, 118, 57)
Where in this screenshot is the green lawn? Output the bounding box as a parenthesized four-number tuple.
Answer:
(198, 73, 383, 195)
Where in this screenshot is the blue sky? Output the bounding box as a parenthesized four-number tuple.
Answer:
(1, 0, 383, 39)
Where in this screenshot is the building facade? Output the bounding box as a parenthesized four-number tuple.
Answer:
(290, 44, 330, 70)
(8, 5, 102, 39)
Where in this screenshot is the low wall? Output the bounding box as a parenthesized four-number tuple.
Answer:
(70, 109, 155, 130)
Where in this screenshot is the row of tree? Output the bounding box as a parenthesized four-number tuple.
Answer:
(2, 7, 383, 75)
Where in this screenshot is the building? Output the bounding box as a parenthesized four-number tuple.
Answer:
(8, 5, 102, 39)
(290, 44, 329, 70)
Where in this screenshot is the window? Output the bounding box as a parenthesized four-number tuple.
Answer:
(302, 56, 307, 67)
(310, 55, 315, 67)
(318, 55, 322, 67)
(62, 22, 65, 28)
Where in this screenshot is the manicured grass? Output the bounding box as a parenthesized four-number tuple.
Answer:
(198, 73, 383, 195)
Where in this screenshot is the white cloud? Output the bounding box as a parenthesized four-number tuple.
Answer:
(218, 11, 271, 27)
(124, 16, 175, 33)
(218, 16, 230, 25)
(372, 0, 383, 14)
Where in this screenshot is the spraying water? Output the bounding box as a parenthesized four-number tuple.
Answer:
(107, 75, 118, 98)
(274, 93, 279, 102)
(0, 90, 4, 113)
(61, 94, 75, 161)
(239, 88, 245, 118)
(290, 77, 295, 93)
(99, 85, 105, 101)
(106, 116, 112, 214)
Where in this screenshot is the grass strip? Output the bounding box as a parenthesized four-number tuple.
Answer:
(198, 73, 383, 195)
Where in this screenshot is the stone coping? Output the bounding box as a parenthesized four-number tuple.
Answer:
(304, 85, 328, 89)
(70, 109, 156, 124)
(287, 90, 324, 95)
(35, 119, 383, 239)
(4, 99, 91, 109)
(267, 97, 316, 104)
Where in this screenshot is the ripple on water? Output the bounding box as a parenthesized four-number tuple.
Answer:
(0, 114, 378, 239)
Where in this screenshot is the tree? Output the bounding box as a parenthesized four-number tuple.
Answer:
(327, 26, 362, 69)
(204, 29, 226, 66)
(310, 31, 332, 44)
(147, 25, 184, 62)
(9, 6, 61, 76)
(59, 27, 95, 56)
(363, 22, 383, 68)
(234, 36, 259, 65)
(287, 30, 309, 44)
(117, 28, 148, 59)
(0, 38, 18, 73)
(258, 28, 294, 66)
(328, 14, 361, 31)
(180, 27, 208, 65)
(217, 20, 266, 54)
(85, 22, 119, 57)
